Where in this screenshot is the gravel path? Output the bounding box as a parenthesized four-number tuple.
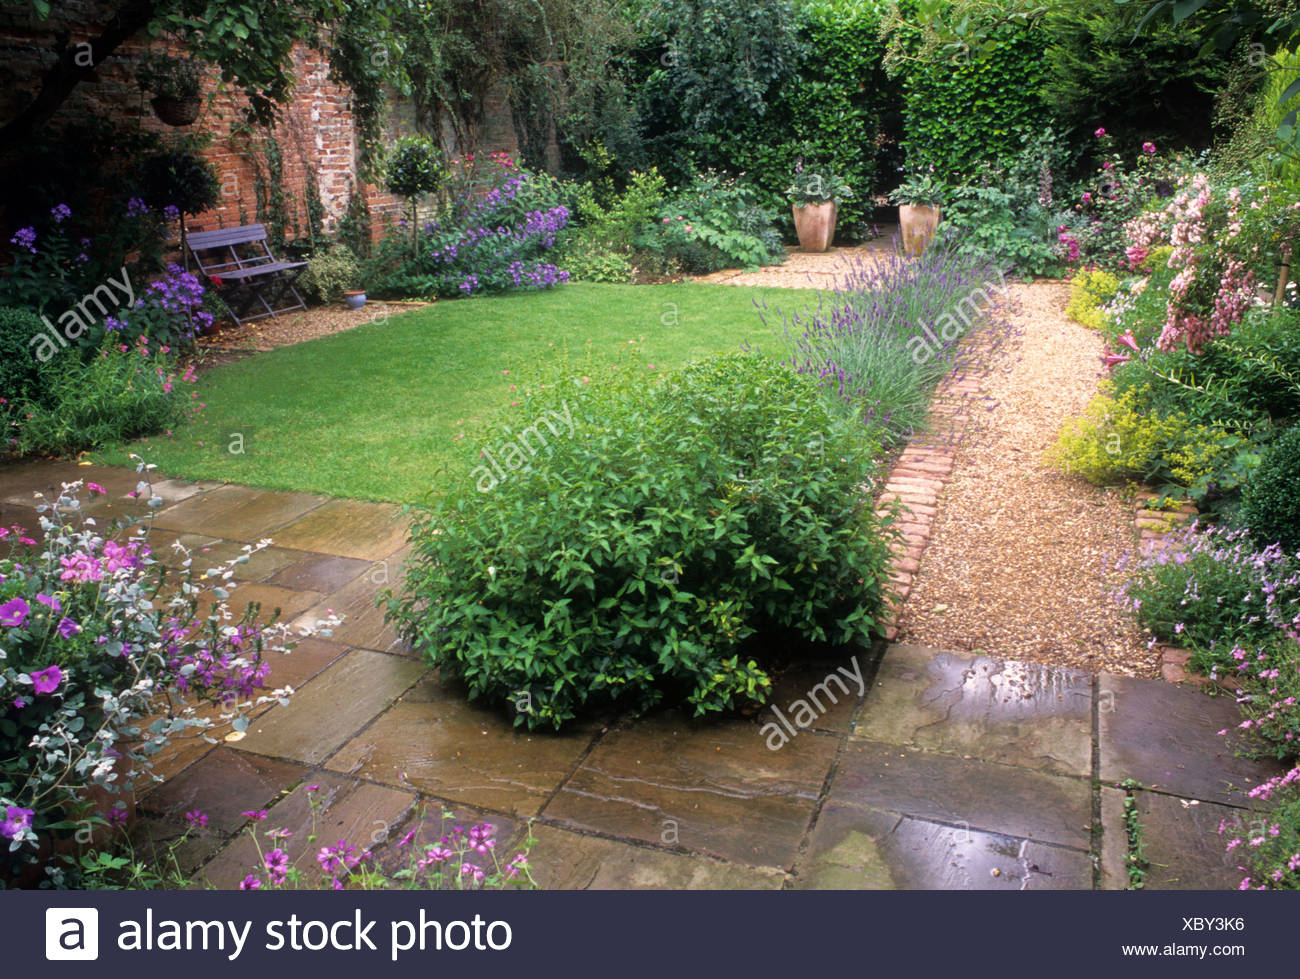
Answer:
(896, 281, 1157, 676)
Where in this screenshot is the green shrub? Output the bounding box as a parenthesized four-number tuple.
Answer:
(385, 352, 895, 730)
(299, 244, 361, 304)
(14, 341, 193, 456)
(662, 170, 786, 272)
(0, 306, 49, 409)
(1242, 425, 1300, 554)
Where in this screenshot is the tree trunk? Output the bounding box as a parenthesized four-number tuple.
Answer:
(0, 0, 159, 155)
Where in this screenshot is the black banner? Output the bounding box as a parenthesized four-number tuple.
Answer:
(2, 890, 1298, 977)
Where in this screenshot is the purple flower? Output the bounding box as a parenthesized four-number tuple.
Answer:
(163, 205, 181, 221)
(126, 197, 150, 218)
(31, 665, 64, 694)
(264, 847, 290, 885)
(9, 227, 36, 254)
(185, 810, 208, 829)
(241, 809, 268, 821)
(0, 596, 30, 627)
(1094, 127, 1107, 138)
(1, 805, 35, 841)
(1142, 141, 1156, 155)
(238, 875, 262, 890)
(57, 617, 80, 639)
(35, 593, 62, 614)
(50, 203, 72, 223)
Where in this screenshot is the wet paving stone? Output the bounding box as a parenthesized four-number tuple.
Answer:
(544, 710, 837, 870)
(128, 815, 233, 879)
(291, 570, 405, 653)
(199, 774, 416, 889)
(138, 747, 310, 834)
(0, 460, 140, 505)
(527, 825, 786, 889)
(1098, 673, 1285, 806)
(831, 740, 1092, 850)
(172, 535, 303, 582)
(195, 581, 326, 626)
(854, 645, 1092, 777)
(267, 552, 373, 592)
(233, 649, 427, 765)
(270, 499, 409, 561)
(372, 803, 523, 880)
(326, 675, 596, 816)
(1099, 786, 1247, 890)
(797, 802, 1092, 890)
(260, 637, 352, 691)
(764, 649, 874, 735)
(151, 484, 328, 541)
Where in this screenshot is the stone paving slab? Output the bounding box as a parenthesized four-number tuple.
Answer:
(543, 711, 837, 870)
(233, 649, 427, 765)
(1098, 673, 1284, 806)
(267, 552, 374, 592)
(139, 747, 310, 835)
(199, 774, 416, 889)
(797, 802, 1093, 890)
(151, 484, 329, 540)
(291, 568, 407, 653)
(527, 825, 786, 889)
(326, 675, 598, 817)
(831, 740, 1093, 850)
(854, 644, 1093, 777)
(269, 498, 409, 561)
(1099, 787, 1247, 890)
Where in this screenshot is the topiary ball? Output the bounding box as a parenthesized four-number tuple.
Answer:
(1241, 425, 1300, 555)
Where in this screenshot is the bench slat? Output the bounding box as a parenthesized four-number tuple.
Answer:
(214, 260, 307, 282)
(188, 224, 270, 249)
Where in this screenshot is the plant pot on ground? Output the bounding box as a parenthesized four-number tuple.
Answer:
(889, 171, 946, 257)
(344, 290, 367, 309)
(786, 164, 854, 253)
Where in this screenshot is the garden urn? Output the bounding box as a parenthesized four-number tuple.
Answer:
(899, 204, 940, 257)
(344, 290, 367, 310)
(793, 202, 837, 253)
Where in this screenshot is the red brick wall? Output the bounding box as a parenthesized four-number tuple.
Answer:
(0, 2, 522, 245)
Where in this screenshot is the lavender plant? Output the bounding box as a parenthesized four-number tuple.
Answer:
(767, 237, 1010, 443)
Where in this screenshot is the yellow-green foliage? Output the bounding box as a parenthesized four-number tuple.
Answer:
(1050, 382, 1237, 488)
(1066, 268, 1120, 332)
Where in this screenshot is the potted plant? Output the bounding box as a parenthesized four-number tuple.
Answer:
(889, 171, 946, 257)
(786, 164, 854, 253)
(136, 52, 204, 126)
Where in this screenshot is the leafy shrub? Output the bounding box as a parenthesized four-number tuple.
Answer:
(1242, 425, 1300, 554)
(139, 151, 219, 218)
(104, 263, 213, 354)
(299, 244, 361, 304)
(1066, 268, 1120, 332)
(560, 170, 675, 282)
(1115, 522, 1300, 655)
(384, 136, 446, 201)
(883, 6, 1051, 182)
(1052, 382, 1258, 504)
(1, 473, 333, 887)
(12, 340, 199, 456)
(384, 352, 895, 730)
(663, 170, 786, 272)
(774, 238, 1008, 444)
(0, 306, 48, 410)
(367, 155, 570, 299)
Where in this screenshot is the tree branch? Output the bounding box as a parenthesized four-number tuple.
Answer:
(0, 0, 159, 154)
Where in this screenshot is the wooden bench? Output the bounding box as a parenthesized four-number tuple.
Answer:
(187, 224, 308, 327)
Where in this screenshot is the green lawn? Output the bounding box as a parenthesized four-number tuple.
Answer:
(97, 282, 815, 502)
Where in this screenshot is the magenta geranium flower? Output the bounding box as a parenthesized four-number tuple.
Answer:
(1142, 141, 1156, 155)
(57, 617, 80, 639)
(1094, 127, 1106, 137)
(86, 482, 106, 495)
(35, 593, 61, 614)
(0, 596, 29, 627)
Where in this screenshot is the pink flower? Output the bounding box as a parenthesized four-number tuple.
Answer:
(1094, 127, 1107, 137)
(1102, 161, 1114, 170)
(31, 665, 63, 694)
(1117, 330, 1139, 352)
(35, 593, 61, 613)
(1142, 142, 1156, 155)
(86, 482, 106, 495)
(238, 875, 261, 890)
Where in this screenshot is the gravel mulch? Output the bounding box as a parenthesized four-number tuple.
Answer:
(896, 281, 1157, 677)
(693, 235, 898, 291)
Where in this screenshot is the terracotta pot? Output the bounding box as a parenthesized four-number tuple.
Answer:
(899, 204, 941, 257)
(792, 201, 838, 253)
(151, 95, 201, 126)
